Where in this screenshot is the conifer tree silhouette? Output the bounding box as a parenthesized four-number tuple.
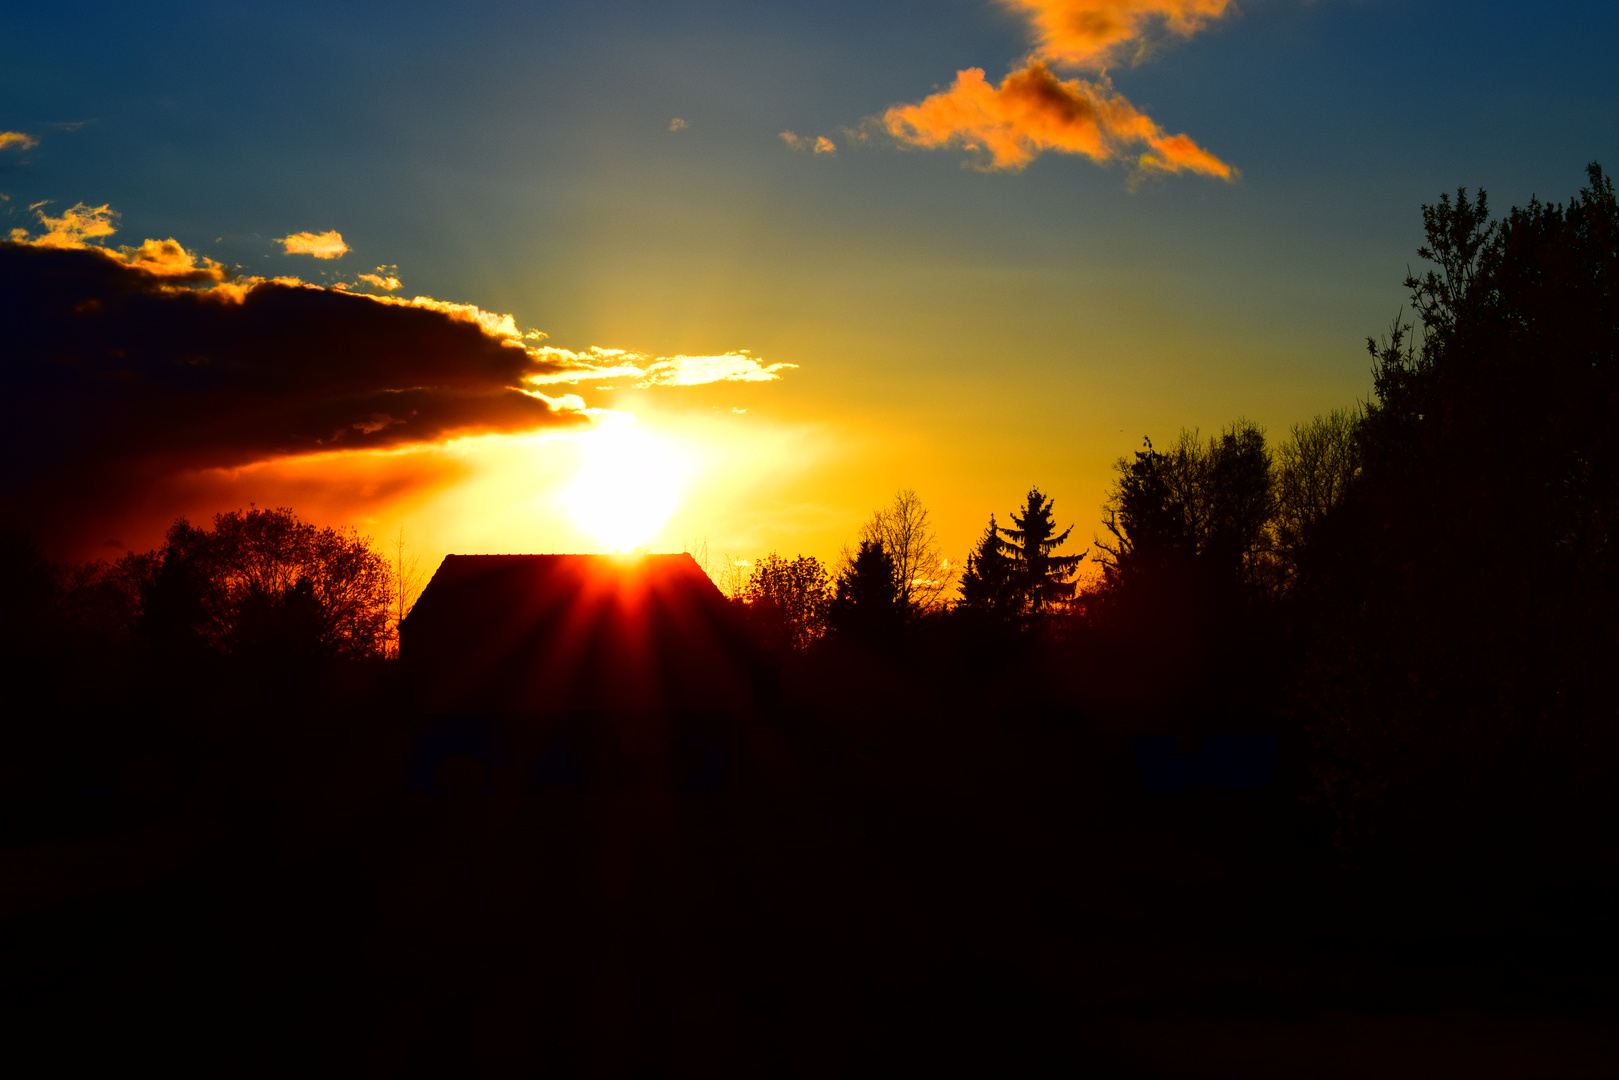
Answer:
(958, 514, 1017, 620)
(829, 538, 903, 643)
(999, 488, 1085, 619)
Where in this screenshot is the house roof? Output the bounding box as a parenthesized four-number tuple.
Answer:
(401, 553, 756, 714)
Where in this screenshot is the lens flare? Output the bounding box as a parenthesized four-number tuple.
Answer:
(562, 414, 692, 551)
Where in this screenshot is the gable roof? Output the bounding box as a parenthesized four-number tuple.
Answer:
(401, 553, 755, 714)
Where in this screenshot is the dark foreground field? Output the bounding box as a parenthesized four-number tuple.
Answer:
(5, 686, 1617, 1078)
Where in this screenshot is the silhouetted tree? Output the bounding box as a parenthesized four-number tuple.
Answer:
(740, 552, 832, 652)
(1098, 421, 1275, 595)
(137, 507, 393, 660)
(1297, 164, 1619, 858)
(857, 489, 955, 614)
(388, 526, 426, 658)
(828, 538, 903, 643)
(1204, 421, 1275, 592)
(1273, 409, 1361, 583)
(957, 514, 1018, 621)
(1000, 487, 1084, 622)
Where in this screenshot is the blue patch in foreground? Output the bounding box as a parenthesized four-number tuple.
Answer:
(1129, 732, 1278, 793)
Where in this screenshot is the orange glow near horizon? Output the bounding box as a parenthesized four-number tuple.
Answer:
(114, 403, 847, 576)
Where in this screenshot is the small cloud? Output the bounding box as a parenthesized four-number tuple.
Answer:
(54, 121, 87, 132)
(526, 347, 795, 388)
(113, 237, 226, 280)
(781, 131, 836, 155)
(357, 272, 401, 290)
(0, 132, 38, 152)
(639, 353, 796, 387)
(732, 407, 748, 414)
(669, 117, 688, 131)
(278, 229, 348, 259)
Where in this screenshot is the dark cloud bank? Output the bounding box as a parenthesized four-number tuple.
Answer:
(1, 242, 585, 548)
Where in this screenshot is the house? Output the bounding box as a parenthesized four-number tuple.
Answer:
(400, 554, 762, 794)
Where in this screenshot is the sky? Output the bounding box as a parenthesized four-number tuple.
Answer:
(3, 0, 1616, 577)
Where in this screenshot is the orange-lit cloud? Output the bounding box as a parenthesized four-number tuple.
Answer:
(0, 131, 38, 151)
(881, 0, 1235, 176)
(526, 347, 795, 387)
(358, 271, 401, 290)
(669, 117, 688, 131)
(11, 201, 119, 246)
(115, 237, 228, 280)
(779, 131, 836, 154)
(1004, 0, 1234, 69)
(6, 202, 231, 279)
(884, 62, 1231, 176)
(279, 229, 348, 258)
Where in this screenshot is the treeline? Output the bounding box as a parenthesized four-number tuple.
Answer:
(732, 164, 1619, 865)
(5, 166, 1614, 867)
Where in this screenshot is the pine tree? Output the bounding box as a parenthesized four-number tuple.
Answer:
(957, 514, 1017, 619)
(828, 538, 903, 642)
(999, 487, 1085, 618)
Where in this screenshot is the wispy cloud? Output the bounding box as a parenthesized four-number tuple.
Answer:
(669, 117, 688, 131)
(7, 202, 228, 279)
(880, 0, 1235, 177)
(779, 131, 837, 154)
(0, 132, 38, 151)
(10, 201, 119, 247)
(527, 347, 795, 388)
(641, 353, 798, 386)
(279, 229, 348, 258)
(358, 270, 401, 290)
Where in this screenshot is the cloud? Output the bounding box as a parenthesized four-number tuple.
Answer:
(114, 237, 229, 280)
(525, 347, 795, 388)
(640, 353, 798, 387)
(884, 62, 1231, 176)
(669, 117, 688, 131)
(1005, 0, 1234, 69)
(3, 205, 794, 552)
(279, 229, 348, 258)
(880, 0, 1235, 177)
(780, 131, 837, 154)
(0, 240, 592, 543)
(358, 271, 401, 290)
(0, 132, 38, 151)
(11, 201, 119, 247)
(7, 204, 230, 279)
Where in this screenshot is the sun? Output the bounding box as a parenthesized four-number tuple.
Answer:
(561, 413, 692, 551)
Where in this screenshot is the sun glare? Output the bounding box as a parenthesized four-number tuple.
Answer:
(562, 414, 692, 551)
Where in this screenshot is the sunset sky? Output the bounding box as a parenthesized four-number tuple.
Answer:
(4, 0, 1616, 575)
